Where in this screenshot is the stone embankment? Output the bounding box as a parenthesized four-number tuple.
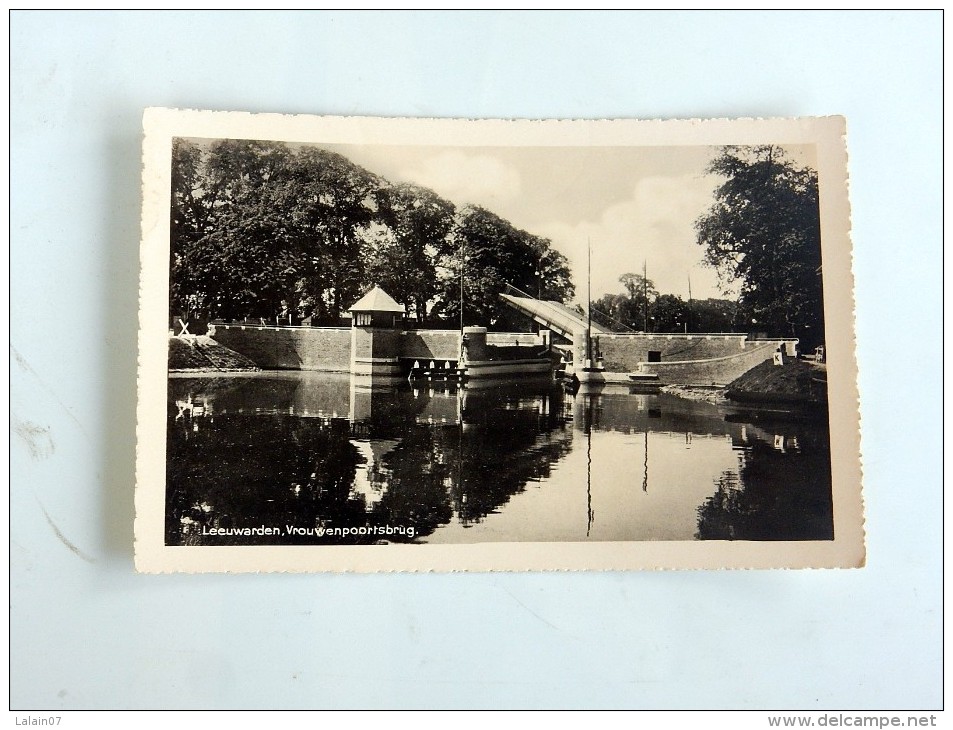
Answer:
(659, 385, 729, 404)
(663, 359, 827, 406)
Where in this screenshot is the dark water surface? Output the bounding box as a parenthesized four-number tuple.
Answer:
(166, 371, 833, 545)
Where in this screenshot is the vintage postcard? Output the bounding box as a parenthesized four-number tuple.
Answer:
(136, 109, 864, 572)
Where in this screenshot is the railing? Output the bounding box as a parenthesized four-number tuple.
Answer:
(599, 331, 747, 338)
(214, 321, 350, 331)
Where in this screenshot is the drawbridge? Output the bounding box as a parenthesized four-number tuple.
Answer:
(500, 292, 612, 341)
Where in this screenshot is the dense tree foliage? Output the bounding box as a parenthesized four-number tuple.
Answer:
(591, 274, 736, 334)
(431, 206, 574, 328)
(170, 140, 573, 328)
(592, 273, 658, 331)
(695, 146, 824, 346)
(368, 183, 455, 321)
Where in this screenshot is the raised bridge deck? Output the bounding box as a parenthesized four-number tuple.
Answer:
(499, 293, 611, 340)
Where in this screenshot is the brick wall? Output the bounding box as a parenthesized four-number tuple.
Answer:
(638, 342, 782, 386)
(208, 325, 772, 375)
(487, 332, 540, 347)
(370, 329, 401, 359)
(211, 325, 352, 371)
(485, 344, 548, 361)
(597, 333, 749, 372)
(399, 330, 461, 361)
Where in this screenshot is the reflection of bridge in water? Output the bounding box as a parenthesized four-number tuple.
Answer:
(170, 374, 806, 464)
(171, 374, 805, 466)
(167, 373, 829, 545)
(167, 373, 579, 543)
(170, 373, 569, 428)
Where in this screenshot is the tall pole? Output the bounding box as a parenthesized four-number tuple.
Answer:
(642, 259, 648, 332)
(587, 237, 592, 363)
(687, 273, 692, 334)
(538, 251, 543, 300)
(459, 243, 464, 333)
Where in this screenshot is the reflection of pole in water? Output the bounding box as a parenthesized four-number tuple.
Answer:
(586, 394, 594, 537)
(457, 387, 465, 523)
(642, 431, 649, 492)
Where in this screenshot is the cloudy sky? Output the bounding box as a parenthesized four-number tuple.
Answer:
(324, 141, 815, 304)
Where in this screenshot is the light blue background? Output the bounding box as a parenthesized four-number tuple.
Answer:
(10, 10, 942, 710)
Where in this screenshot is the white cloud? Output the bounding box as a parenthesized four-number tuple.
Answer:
(538, 173, 725, 303)
(399, 150, 522, 209)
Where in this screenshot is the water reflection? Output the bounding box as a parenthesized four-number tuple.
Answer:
(166, 372, 833, 545)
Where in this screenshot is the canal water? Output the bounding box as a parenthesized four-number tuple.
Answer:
(166, 371, 833, 546)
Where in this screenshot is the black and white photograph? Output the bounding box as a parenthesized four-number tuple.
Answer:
(15, 10, 940, 715)
(136, 111, 863, 571)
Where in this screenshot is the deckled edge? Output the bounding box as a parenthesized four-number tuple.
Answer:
(133, 109, 866, 573)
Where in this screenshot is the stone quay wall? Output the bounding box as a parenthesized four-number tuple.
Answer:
(211, 324, 352, 371)
(637, 342, 791, 386)
(210, 323, 787, 384)
(212, 325, 547, 371)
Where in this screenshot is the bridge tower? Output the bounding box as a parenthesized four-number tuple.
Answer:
(349, 286, 405, 377)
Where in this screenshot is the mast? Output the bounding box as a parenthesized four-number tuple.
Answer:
(642, 259, 648, 332)
(687, 273, 692, 334)
(587, 237, 592, 363)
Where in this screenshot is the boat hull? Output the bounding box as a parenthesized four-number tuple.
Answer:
(463, 358, 553, 379)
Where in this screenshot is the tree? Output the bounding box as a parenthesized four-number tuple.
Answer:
(537, 248, 575, 303)
(690, 297, 738, 333)
(169, 139, 296, 320)
(589, 292, 628, 330)
(192, 139, 300, 321)
(618, 272, 656, 302)
(170, 140, 384, 323)
(367, 183, 456, 320)
(433, 206, 574, 328)
(695, 146, 824, 346)
(170, 139, 207, 318)
(589, 273, 659, 331)
(651, 293, 688, 333)
(618, 272, 658, 331)
(168, 141, 574, 329)
(287, 146, 382, 321)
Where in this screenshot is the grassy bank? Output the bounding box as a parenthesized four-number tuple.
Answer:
(662, 359, 827, 407)
(168, 335, 259, 372)
(725, 359, 827, 405)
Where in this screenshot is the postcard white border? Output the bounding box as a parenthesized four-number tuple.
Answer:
(136, 110, 864, 572)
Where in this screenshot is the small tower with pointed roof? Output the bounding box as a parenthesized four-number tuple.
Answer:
(350, 285, 406, 328)
(348, 285, 406, 377)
